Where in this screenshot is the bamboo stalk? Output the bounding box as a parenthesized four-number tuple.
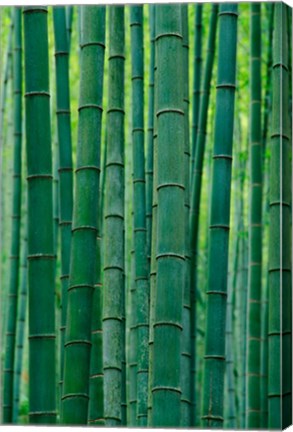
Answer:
(151, 5, 185, 426)
(23, 6, 56, 424)
(103, 6, 125, 426)
(61, 6, 104, 424)
(189, 6, 218, 426)
(268, 4, 291, 428)
(87, 6, 106, 426)
(3, 9, 22, 422)
(202, 5, 238, 428)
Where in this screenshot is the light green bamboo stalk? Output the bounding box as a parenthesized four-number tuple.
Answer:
(151, 5, 185, 426)
(61, 6, 104, 424)
(3, 9, 22, 422)
(103, 6, 125, 426)
(202, 5, 238, 428)
(268, 3, 291, 428)
(23, 6, 56, 424)
(88, 6, 106, 427)
(12, 215, 28, 423)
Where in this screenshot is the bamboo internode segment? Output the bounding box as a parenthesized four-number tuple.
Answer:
(103, 6, 125, 427)
(268, 3, 292, 429)
(23, 5, 56, 425)
(61, 6, 104, 425)
(202, 4, 238, 428)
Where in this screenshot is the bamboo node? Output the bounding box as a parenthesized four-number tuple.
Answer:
(54, 51, 69, 57)
(65, 339, 92, 347)
(107, 107, 125, 115)
(23, 7, 48, 14)
(216, 83, 236, 90)
(60, 274, 69, 280)
(132, 127, 144, 133)
(108, 54, 125, 61)
(155, 32, 182, 42)
(25, 91, 50, 98)
(209, 224, 230, 230)
(29, 411, 57, 417)
(218, 10, 238, 17)
(156, 252, 185, 261)
(56, 109, 71, 115)
(206, 290, 227, 297)
(67, 283, 93, 292)
(152, 385, 181, 395)
(204, 354, 225, 361)
(75, 165, 100, 174)
(132, 75, 143, 81)
(212, 154, 232, 161)
(104, 213, 124, 220)
(272, 62, 289, 71)
(27, 174, 53, 181)
(269, 200, 290, 208)
(80, 41, 105, 50)
(78, 104, 103, 113)
(27, 253, 56, 260)
(133, 178, 146, 184)
(59, 221, 72, 227)
(72, 225, 97, 233)
(29, 333, 55, 340)
(157, 182, 185, 191)
(154, 321, 183, 330)
(156, 108, 184, 117)
(104, 365, 122, 372)
(62, 393, 89, 401)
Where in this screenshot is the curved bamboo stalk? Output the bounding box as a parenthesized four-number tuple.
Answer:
(268, 3, 291, 428)
(53, 5, 73, 399)
(202, 4, 238, 428)
(189, 5, 218, 426)
(3, 8, 22, 422)
(103, 6, 125, 426)
(246, 4, 262, 428)
(61, 6, 104, 424)
(151, 5, 185, 426)
(88, 6, 105, 427)
(23, 6, 56, 424)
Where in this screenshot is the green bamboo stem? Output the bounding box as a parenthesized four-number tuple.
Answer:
(191, 4, 203, 178)
(61, 6, 104, 424)
(87, 6, 105, 427)
(246, 4, 262, 428)
(12, 218, 28, 423)
(181, 4, 191, 427)
(146, 5, 155, 270)
(23, 6, 56, 424)
(3, 9, 22, 422)
(103, 6, 125, 426)
(65, 6, 73, 51)
(268, 4, 291, 428)
(151, 5, 185, 426)
(202, 5, 238, 428)
(147, 10, 157, 421)
(225, 283, 236, 428)
(189, 5, 218, 426)
(129, 6, 149, 426)
(53, 6, 73, 400)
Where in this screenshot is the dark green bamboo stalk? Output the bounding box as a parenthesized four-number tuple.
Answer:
(268, 3, 291, 428)
(146, 5, 155, 270)
(225, 283, 236, 428)
(246, 4, 262, 428)
(181, 4, 191, 427)
(202, 5, 238, 428)
(53, 6, 73, 400)
(151, 5, 185, 426)
(61, 6, 104, 424)
(3, 9, 22, 422)
(65, 6, 73, 51)
(23, 6, 56, 424)
(147, 10, 157, 421)
(12, 220, 27, 423)
(87, 6, 105, 427)
(189, 6, 218, 426)
(130, 6, 149, 426)
(191, 4, 203, 178)
(103, 6, 125, 426)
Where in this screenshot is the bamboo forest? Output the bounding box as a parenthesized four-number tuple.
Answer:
(0, 2, 291, 429)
